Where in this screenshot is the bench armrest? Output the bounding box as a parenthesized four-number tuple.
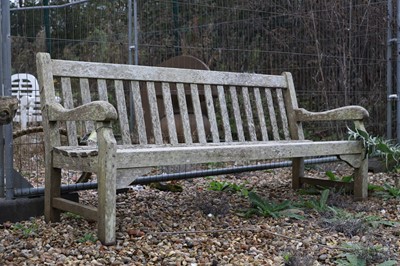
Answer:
(46, 101, 118, 122)
(294, 106, 369, 122)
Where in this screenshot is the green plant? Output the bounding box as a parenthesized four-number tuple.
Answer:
(208, 180, 250, 196)
(326, 171, 353, 183)
(12, 221, 38, 238)
(348, 128, 400, 172)
(302, 189, 335, 213)
(335, 243, 396, 266)
(78, 233, 97, 243)
(63, 212, 82, 220)
(363, 215, 400, 228)
(383, 184, 400, 198)
(208, 180, 230, 191)
(241, 191, 304, 219)
(282, 250, 314, 266)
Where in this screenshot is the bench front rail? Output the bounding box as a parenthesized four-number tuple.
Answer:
(36, 53, 369, 245)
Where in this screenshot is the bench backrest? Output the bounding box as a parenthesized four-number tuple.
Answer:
(36, 53, 304, 146)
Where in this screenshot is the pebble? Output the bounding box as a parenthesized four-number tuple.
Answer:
(319, 254, 328, 260)
(0, 170, 399, 265)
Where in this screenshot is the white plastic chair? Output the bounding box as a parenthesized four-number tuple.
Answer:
(11, 73, 42, 129)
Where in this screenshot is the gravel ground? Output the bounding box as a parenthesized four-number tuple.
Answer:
(1, 167, 400, 266)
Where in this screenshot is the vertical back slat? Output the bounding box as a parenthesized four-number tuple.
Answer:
(176, 83, 192, 144)
(217, 85, 232, 142)
(97, 79, 108, 101)
(204, 85, 219, 143)
(190, 84, 207, 144)
(147, 82, 163, 144)
(114, 80, 131, 144)
(80, 78, 95, 134)
(131, 81, 147, 144)
(162, 82, 178, 144)
(276, 88, 291, 140)
(242, 87, 257, 141)
(265, 88, 280, 140)
(61, 77, 78, 145)
(230, 86, 245, 142)
(254, 87, 268, 141)
(283, 72, 305, 140)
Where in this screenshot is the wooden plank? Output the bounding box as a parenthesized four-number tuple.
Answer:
(114, 80, 131, 145)
(176, 83, 192, 144)
(96, 121, 117, 245)
(131, 81, 147, 144)
(80, 78, 95, 134)
(53, 154, 97, 172)
(299, 177, 354, 191)
(242, 87, 257, 141)
(276, 88, 290, 140)
(52, 59, 288, 88)
(115, 140, 364, 168)
(190, 84, 207, 144)
(147, 82, 163, 144)
(265, 88, 280, 140)
(162, 82, 178, 144)
(61, 77, 78, 146)
(53, 197, 97, 221)
(217, 85, 232, 142)
(254, 87, 268, 141)
(204, 85, 219, 143)
(36, 53, 62, 223)
(282, 72, 304, 140)
(98, 79, 108, 101)
(230, 86, 245, 141)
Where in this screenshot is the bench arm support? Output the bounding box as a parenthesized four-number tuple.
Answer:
(45, 101, 118, 122)
(294, 106, 369, 122)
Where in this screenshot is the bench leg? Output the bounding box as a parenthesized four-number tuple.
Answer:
(292, 157, 304, 189)
(97, 123, 117, 245)
(353, 158, 368, 200)
(44, 167, 62, 223)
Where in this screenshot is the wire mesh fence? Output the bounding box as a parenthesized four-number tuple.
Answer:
(7, 0, 389, 197)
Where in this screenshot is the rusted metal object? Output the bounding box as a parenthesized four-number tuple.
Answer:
(0, 96, 18, 125)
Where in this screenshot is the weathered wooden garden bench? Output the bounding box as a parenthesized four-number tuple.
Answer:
(36, 52, 369, 245)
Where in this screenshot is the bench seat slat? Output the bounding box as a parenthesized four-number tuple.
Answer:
(52, 140, 363, 170)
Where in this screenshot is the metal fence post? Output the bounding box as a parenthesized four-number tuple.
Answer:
(1, 0, 14, 199)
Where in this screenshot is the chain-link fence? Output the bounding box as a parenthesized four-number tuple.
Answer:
(7, 0, 389, 197)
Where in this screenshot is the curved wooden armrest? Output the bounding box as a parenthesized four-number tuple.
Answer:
(294, 105, 369, 122)
(46, 101, 118, 122)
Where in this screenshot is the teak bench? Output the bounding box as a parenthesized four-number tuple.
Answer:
(36, 52, 369, 245)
